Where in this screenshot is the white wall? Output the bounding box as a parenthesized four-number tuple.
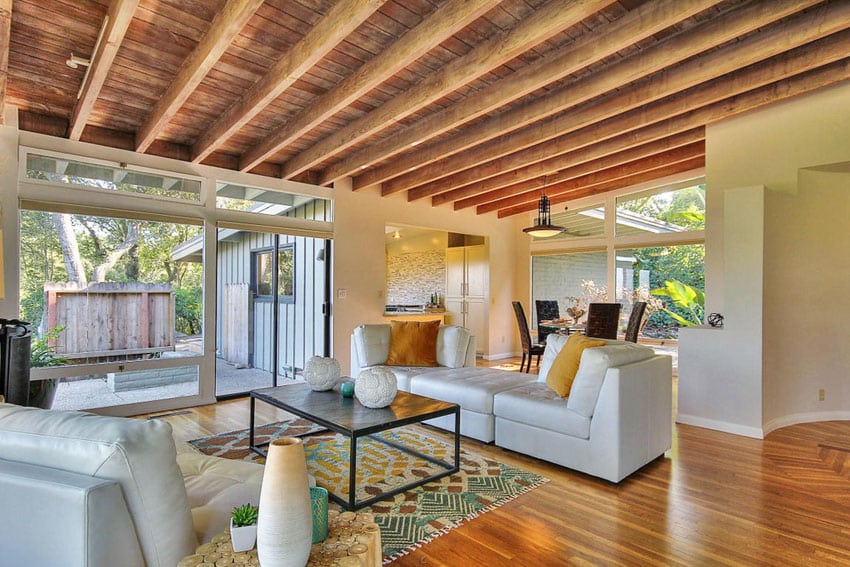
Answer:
(332, 179, 527, 370)
(700, 79, 850, 435)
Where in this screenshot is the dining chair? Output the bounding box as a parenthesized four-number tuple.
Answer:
(624, 301, 648, 343)
(585, 302, 622, 340)
(512, 301, 545, 373)
(535, 300, 560, 344)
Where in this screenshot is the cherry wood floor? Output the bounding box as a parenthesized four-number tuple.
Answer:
(148, 358, 850, 566)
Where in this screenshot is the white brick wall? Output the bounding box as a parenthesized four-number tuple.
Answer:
(531, 252, 606, 326)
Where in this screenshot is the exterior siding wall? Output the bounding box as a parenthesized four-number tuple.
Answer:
(216, 200, 330, 378)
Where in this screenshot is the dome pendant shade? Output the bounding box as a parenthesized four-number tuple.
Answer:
(522, 195, 565, 238)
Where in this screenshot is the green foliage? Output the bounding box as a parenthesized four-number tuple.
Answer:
(231, 503, 258, 527)
(30, 327, 68, 368)
(175, 287, 203, 336)
(652, 279, 705, 326)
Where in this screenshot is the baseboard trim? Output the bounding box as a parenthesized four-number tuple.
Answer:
(481, 351, 518, 361)
(676, 413, 764, 439)
(763, 411, 850, 436)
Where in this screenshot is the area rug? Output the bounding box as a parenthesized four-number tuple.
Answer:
(190, 419, 549, 563)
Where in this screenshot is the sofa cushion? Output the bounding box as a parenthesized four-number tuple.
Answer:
(545, 334, 605, 397)
(354, 324, 391, 367)
(0, 404, 197, 567)
(436, 325, 473, 368)
(380, 366, 437, 392)
(567, 343, 656, 417)
(178, 452, 265, 543)
(386, 320, 440, 366)
(493, 383, 590, 439)
(410, 367, 535, 414)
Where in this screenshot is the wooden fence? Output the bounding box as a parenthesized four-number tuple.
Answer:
(44, 282, 175, 360)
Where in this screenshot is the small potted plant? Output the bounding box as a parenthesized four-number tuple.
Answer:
(230, 503, 259, 552)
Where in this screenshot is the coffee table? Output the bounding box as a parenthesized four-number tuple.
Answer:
(249, 382, 460, 510)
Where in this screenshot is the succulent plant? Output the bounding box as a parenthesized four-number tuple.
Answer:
(231, 503, 258, 527)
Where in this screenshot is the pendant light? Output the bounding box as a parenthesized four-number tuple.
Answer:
(522, 194, 565, 238)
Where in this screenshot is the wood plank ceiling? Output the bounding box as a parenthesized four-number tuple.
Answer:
(3, 0, 850, 220)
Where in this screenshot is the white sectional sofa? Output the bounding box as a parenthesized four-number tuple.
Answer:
(350, 326, 673, 483)
(0, 403, 266, 567)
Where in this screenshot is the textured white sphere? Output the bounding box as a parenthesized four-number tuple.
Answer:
(355, 367, 398, 408)
(304, 356, 341, 391)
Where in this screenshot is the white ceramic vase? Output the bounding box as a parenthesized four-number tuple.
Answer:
(304, 356, 341, 391)
(257, 437, 313, 567)
(355, 367, 398, 408)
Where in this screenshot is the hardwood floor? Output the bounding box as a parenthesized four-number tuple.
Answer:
(147, 359, 850, 566)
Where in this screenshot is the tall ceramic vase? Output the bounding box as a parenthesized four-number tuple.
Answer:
(257, 437, 313, 567)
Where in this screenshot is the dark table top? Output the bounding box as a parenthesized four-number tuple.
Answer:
(252, 382, 459, 436)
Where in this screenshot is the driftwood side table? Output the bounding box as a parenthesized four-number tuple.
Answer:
(178, 509, 382, 567)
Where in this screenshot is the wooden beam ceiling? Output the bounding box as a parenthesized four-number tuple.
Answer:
(68, 0, 140, 141)
(236, 0, 503, 174)
(388, 0, 827, 198)
(190, 0, 387, 163)
(134, 0, 265, 152)
(278, 0, 617, 179)
(348, 0, 722, 191)
(5, 0, 850, 221)
(0, 0, 11, 124)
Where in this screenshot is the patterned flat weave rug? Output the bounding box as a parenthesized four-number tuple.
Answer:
(190, 418, 549, 563)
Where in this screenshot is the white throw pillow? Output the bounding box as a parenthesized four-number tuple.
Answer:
(566, 343, 655, 417)
(353, 324, 392, 367)
(436, 325, 472, 368)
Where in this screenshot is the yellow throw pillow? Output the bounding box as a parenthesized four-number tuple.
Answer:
(546, 334, 605, 397)
(385, 320, 441, 367)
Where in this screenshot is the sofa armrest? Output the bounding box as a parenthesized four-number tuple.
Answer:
(589, 355, 673, 481)
(0, 458, 145, 567)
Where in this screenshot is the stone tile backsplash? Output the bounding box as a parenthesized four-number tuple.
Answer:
(386, 249, 446, 305)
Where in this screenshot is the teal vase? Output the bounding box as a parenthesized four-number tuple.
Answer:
(310, 487, 328, 543)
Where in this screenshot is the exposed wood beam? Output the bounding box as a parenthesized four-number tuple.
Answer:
(496, 157, 706, 218)
(0, 0, 11, 124)
(237, 0, 501, 174)
(191, 0, 386, 163)
(338, 0, 720, 189)
(419, 24, 850, 205)
(68, 0, 140, 141)
(278, 0, 616, 179)
(480, 142, 705, 215)
(495, 57, 850, 217)
(454, 129, 705, 211)
(379, 0, 826, 196)
(135, 0, 264, 152)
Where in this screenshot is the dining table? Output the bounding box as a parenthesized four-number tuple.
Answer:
(539, 318, 586, 336)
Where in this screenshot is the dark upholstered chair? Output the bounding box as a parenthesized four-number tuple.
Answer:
(512, 301, 545, 373)
(535, 300, 560, 344)
(585, 302, 622, 340)
(624, 301, 648, 343)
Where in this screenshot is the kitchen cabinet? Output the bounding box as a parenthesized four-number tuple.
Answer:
(445, 244, 488, 353)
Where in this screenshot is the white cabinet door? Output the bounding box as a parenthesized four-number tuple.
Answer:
(444, 245, 488, 353)
(465, 245, 487, 298)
